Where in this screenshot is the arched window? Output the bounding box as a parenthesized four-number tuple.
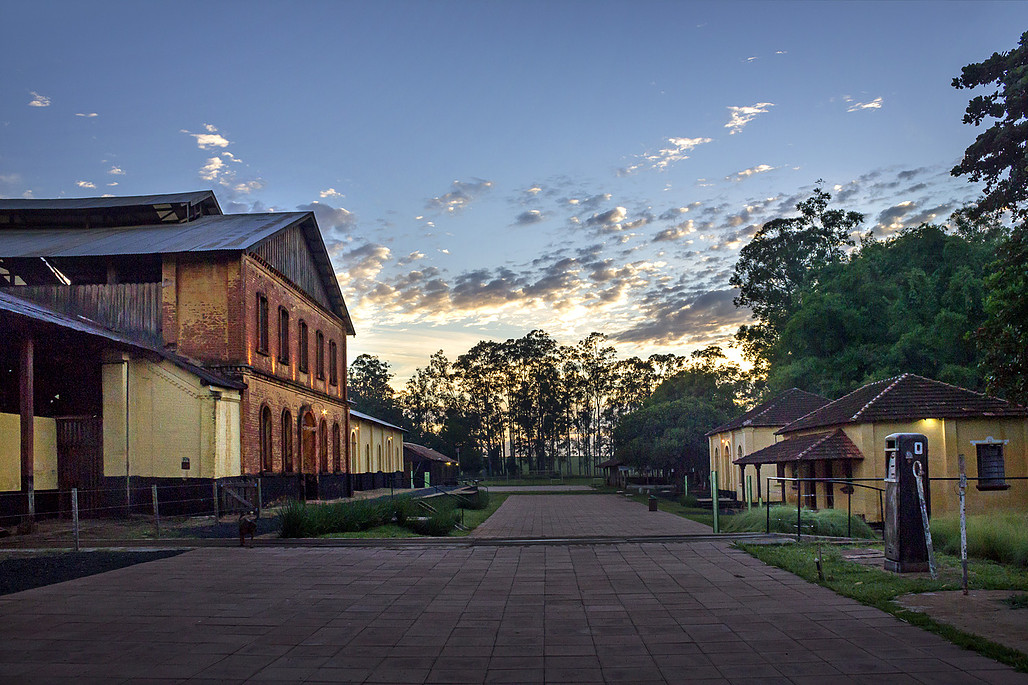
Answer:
(365, 444, 370, 472)
(319, 419, 328, 472)
(298, 320, 309, 373)
(260, 406, 273, 472)
(351, 430, 358, 473)
(387, 437, 393, 471)
(738, 445, 743, 460)
(332, 423, 341, 472)
(316, 331, 325, 380)
(377, 444, 382, 472)
(281, 410, 294, 472)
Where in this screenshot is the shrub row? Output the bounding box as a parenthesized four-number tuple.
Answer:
(721, 505, 877, 539)
(931, 510, 1028, 567)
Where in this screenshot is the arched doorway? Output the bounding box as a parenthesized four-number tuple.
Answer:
(300, 409, 318, 500)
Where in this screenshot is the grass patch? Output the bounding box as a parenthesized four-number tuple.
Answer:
(723, 505, 877, 539)
(627, 493, 714, 528)
(1003, 593, 1028, 610)
(324, 524, 420, 539)
(739, 541, 1028, 672)
(479, 476, 601, 487)
(451, 494, 509, 536)
(932, 510, 1028, 567)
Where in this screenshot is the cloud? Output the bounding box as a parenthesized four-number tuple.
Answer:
(875, 200, 915, 231)
(320, 188, 344, 198)
(28, 92, 51, 107)
(75, 112, 98, 118)
(76, 180, 96, 189)
(233, 180, 264, 195)
(339, 242, 392, 283)
(514, 209, 545, 225)
(624, 137, 713, 174)
(297, 201, 357, 240)
(725, 102, 774, 134)
(846, 97, 883, 112)
(586, 206, 628, 230)
(182, 124, 231, 149)
(397, 251, 425, 267)
(199, 156, 225, 181)
(426, 179, 494, 214)
(729, 164, 777, 181)
(652, 220, 695, 242)
(108, 166, 125, 176)
(615, 288, 750, 345)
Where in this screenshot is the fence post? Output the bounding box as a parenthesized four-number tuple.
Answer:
(711, 470, 719, 534)
(152, 484, 161, 538)
(796, 489, 802, 542)
(958, 454, 968, 595)
(212, 481, 219, 521)
(27, 485, 35, 521)
(847, 486, 852, 538)
(766, 489, 771, 534)
(684, 475, 688, 496)
(257, 478, 263, 518)
(72, 487, 80, 552)
(746, 476, 752, 511)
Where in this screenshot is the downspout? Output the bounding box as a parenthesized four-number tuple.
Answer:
(125, 358, 131, 509)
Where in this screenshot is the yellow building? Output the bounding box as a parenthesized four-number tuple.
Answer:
(738, 374, 1028, 522)
(348, 409, 405, 491)
(706, 389, 829, 503)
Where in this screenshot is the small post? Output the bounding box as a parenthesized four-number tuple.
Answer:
(152, 484, 161, 538)
(766, 490, 771, 534)
(911, 461, 937, 580)
(958, 453, 969, 596)
(72, 487, 80, 552)
(256, 478, 263, 519)
(797, 488, 802, 542)
(847, 487, 852, 538)
(212, 481, 219, 521)
(746, 475, 753, 511)
(711, 470, 719, 534)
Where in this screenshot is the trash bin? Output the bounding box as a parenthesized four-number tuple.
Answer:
(648, 495, 658, 512)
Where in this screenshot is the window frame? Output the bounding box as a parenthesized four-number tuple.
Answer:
(259, 405, 273, 472)
(281, 409, 294, 472)
(278, 307, 290, 364)
(316, 331, 325, 380)
(256, 293, 269, 355)
(298, 320, 309, 373)
(328, 340, 338, 385)
(973, 438, 1010, 490)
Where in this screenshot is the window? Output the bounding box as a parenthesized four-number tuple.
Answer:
(319, 419, 328, 472)
(256, 293, 269, 354)
(328, 340, 338, 385)
(316, 331, 325, 379)
(260, 406, 273, 472)
(975, 440, 1009, 490)
(278, 307, 290, 364)
(351, 431, 358, 472)
(332, 423, 341, 472)
(298, 320, 309, 373)
(281, 410, 294, 472)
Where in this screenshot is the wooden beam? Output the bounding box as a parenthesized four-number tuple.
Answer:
(20, 333, 34, 516)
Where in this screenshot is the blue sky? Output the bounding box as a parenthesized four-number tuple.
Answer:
(2, 1, 1025, 382)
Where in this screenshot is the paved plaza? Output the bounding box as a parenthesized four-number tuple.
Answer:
(0, 494, 1024, 684)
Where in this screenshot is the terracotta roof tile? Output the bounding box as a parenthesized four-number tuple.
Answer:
(734, 429, 863, 465)
(706, 388, 830, 436)
(779, 374, 1027, 435)
(403, 443, 453, 464)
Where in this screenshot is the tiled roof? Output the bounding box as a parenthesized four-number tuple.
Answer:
(706, 388, 830, 436)
(735, 429, 863, 465)
(779, 374, 1027, 435)
(403, 443, 453, 464)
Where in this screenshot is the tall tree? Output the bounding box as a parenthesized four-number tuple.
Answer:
(348, 354, 403, 425)
(951, 30, 1028, 221)
(731, 185, 863, 367)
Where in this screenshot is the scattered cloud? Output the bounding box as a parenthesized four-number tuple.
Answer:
(320, 188, 344, 198)
(297, 201, 357, 243)
(28, 92, 51, 107)
(199, 157, 225, 181)
(397, 251, 425, 267)
(729, 164, 777, 181)
(514, 209, 545, 225)
(652, 220, 695, 242)
(623, 137, 713, 174)
(725, 102, 774, 135)
(846, 96, 883, 112)
(182, 123, 231, 149)
(76, 180, 96, 189)
(75, 112, 98, 118)
(586, 206, 628, 230)
(108, 166, 125, 176)
(427, 179, 494, 214)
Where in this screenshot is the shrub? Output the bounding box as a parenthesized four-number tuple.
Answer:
(680, 494, 699, 507)
(280, 498, 392, 538)
(407, 508, 460, 536)
(460, 489, 490, 510)
(722, 505, 877, 539)
(931, 510, 1028, 567)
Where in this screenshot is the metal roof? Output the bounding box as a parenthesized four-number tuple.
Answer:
(403, 443, 453, 463)
(0, 289, 244, 390)
(349, 409, 406, 432)
(0, 212, 306, 257)
(0, 191, 220, 212)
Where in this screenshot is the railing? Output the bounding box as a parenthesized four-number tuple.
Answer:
(764, 476, 885, 540)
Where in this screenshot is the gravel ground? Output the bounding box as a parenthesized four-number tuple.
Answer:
(0, 550, 186, 596)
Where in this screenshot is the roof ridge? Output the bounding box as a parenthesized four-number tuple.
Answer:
(903, 372, 1022, 408)
(796, 429, 837, 460)
(851, 374, 906, 422)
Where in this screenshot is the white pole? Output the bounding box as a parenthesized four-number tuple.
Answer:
(911, 461, 936, 580)
(152, 484, 161, 538)
(958, 453, 968, 595)
(72, 487, 80, 552)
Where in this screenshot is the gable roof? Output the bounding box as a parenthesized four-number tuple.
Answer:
(734, 429, 863, 465)
(0, 192, 354, 334)
(349, 409, 405, 432)
(403, 443, 454, 464)
(779, 373, 1028, 435)
(706, 388, 830, 436)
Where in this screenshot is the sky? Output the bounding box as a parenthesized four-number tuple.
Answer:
(2, 1, 1025, 384)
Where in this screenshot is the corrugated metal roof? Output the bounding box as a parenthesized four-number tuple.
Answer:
(403, 443, 453, 463)
(0, 191, 219, 212)
(349, 409, 406, 432)
(0, 213, 306, 257)
(0, 290, 244, 390)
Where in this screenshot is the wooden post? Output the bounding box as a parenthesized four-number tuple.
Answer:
(711, 470, 719, 534)
(19, 334, 34, 520)
(212, 481, 219, 521)
(152, 484, 161, 538)
(256, 478, 262, 518)
(958, 453, 969, 596)
(72, 487, 80, 552)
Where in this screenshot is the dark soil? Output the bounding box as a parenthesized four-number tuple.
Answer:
(0, 550, 186, 596)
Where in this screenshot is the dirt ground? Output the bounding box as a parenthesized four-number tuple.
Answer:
(896, 590, 1028, 655)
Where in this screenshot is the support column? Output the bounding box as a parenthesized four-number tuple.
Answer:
(20, 334, 35, 518)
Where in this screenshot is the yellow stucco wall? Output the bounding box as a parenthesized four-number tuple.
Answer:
(0, 414, 58, 492)
(348, 414, 403, 475)
(708, 426, 779, 501)
(102, 355, 241, 481)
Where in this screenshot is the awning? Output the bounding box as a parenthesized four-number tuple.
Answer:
(735, 429, 863, 465)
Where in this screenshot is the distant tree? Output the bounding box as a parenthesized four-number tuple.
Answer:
(348, 354, 403, 425)
(979, 228, 1028, 403)
(731, 184, 863, 367)
(951, 30, 1028, 221)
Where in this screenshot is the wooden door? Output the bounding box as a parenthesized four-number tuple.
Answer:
(56, 416, 103, 516)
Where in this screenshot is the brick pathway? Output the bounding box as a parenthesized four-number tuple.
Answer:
(472, 494, 713, 538)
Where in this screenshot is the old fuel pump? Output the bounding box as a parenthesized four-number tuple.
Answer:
(884, 433, 931, 572)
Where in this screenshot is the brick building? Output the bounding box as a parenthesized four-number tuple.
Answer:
(0, 191, 354, 512)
